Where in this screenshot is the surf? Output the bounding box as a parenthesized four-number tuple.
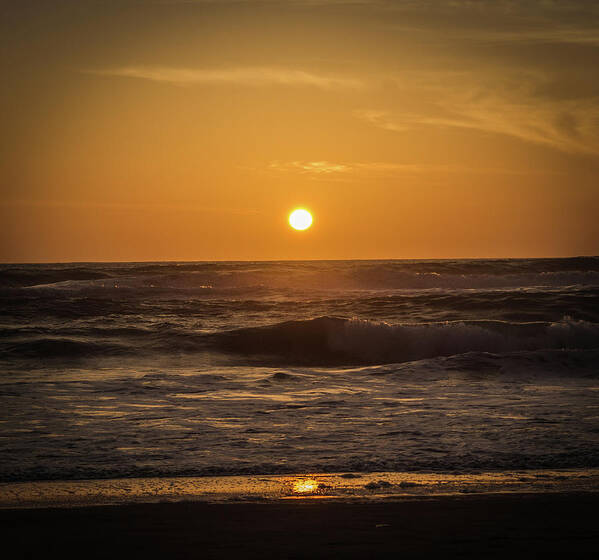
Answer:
(211, 315, 599, 365)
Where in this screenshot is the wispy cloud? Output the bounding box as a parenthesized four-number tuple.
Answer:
(354, 71, 599, 155)
(352, 110, 410, 133)
(269, 161, 351, 174)
(89, 66, 362, 89)
(458, 27, 599, 47)
(268, 160, 551, 178)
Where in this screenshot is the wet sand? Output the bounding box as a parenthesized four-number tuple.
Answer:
(3, 470, 599, 508)
(3, 492, 599, 559)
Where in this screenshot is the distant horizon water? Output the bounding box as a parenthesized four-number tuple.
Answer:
(3, 255, 599, 265)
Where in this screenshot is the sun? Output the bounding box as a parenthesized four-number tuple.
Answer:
(289, 208, 313, 231)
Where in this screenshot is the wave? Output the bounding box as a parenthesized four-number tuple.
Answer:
(0, 267, 113, 288)
(3, 315, 598, 364)
(360, 347, 599, 378)
(212, 316, 599, 365)
(0, 324, 207, 360)
(2, 257, 599, 291)
(13, 270, 599, 291)
(0, 338, 132, 359)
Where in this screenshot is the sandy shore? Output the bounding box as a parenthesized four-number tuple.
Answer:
(2, 471, 599, 558)
(2, 469, 599, 509)
(2, 492, 598, 559)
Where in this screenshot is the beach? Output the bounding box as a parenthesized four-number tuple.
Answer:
(3, 471, 598, 558)
(4, 492, 598, 559)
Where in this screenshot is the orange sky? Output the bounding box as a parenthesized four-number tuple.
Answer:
(2, 0, 599, 261)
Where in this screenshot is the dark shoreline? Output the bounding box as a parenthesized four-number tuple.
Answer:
(3, 492, 598, 559)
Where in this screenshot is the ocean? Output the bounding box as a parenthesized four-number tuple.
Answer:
(1, 258, 598, 483)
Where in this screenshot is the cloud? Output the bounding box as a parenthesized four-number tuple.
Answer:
(386, 23, 599, 50)
(269, 161, 351, 174)
(461, 28, 599, 47)
(89, 66, 362, 89)
(352, 110, 411, 133)
(268, 160, 551, 178)
(354, 71, 599, 155)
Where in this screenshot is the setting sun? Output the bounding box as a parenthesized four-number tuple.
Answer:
(289, 209, 313, 231)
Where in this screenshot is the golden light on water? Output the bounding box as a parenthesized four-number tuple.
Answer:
(293, 478, 319, 493)
(289, 209, 313, 231)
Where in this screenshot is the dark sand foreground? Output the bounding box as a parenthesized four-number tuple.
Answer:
(3, 492, 598, 559)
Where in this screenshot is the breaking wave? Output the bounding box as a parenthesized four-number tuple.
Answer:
(4, 315, 598, 365)
(213, 316, 599, 365)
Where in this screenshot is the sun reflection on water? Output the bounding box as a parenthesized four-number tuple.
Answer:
(293, 479, 319, 494)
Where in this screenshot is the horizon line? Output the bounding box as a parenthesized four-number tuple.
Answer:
(2, 254, 598, 265)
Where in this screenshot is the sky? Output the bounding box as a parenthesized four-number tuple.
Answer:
(2, 0, 599, 261)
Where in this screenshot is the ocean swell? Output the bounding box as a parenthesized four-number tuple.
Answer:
(213, 316, 599, 365)
(2, 257, 599, 291)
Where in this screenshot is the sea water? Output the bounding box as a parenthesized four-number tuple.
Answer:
(1, 258, 598, 481)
